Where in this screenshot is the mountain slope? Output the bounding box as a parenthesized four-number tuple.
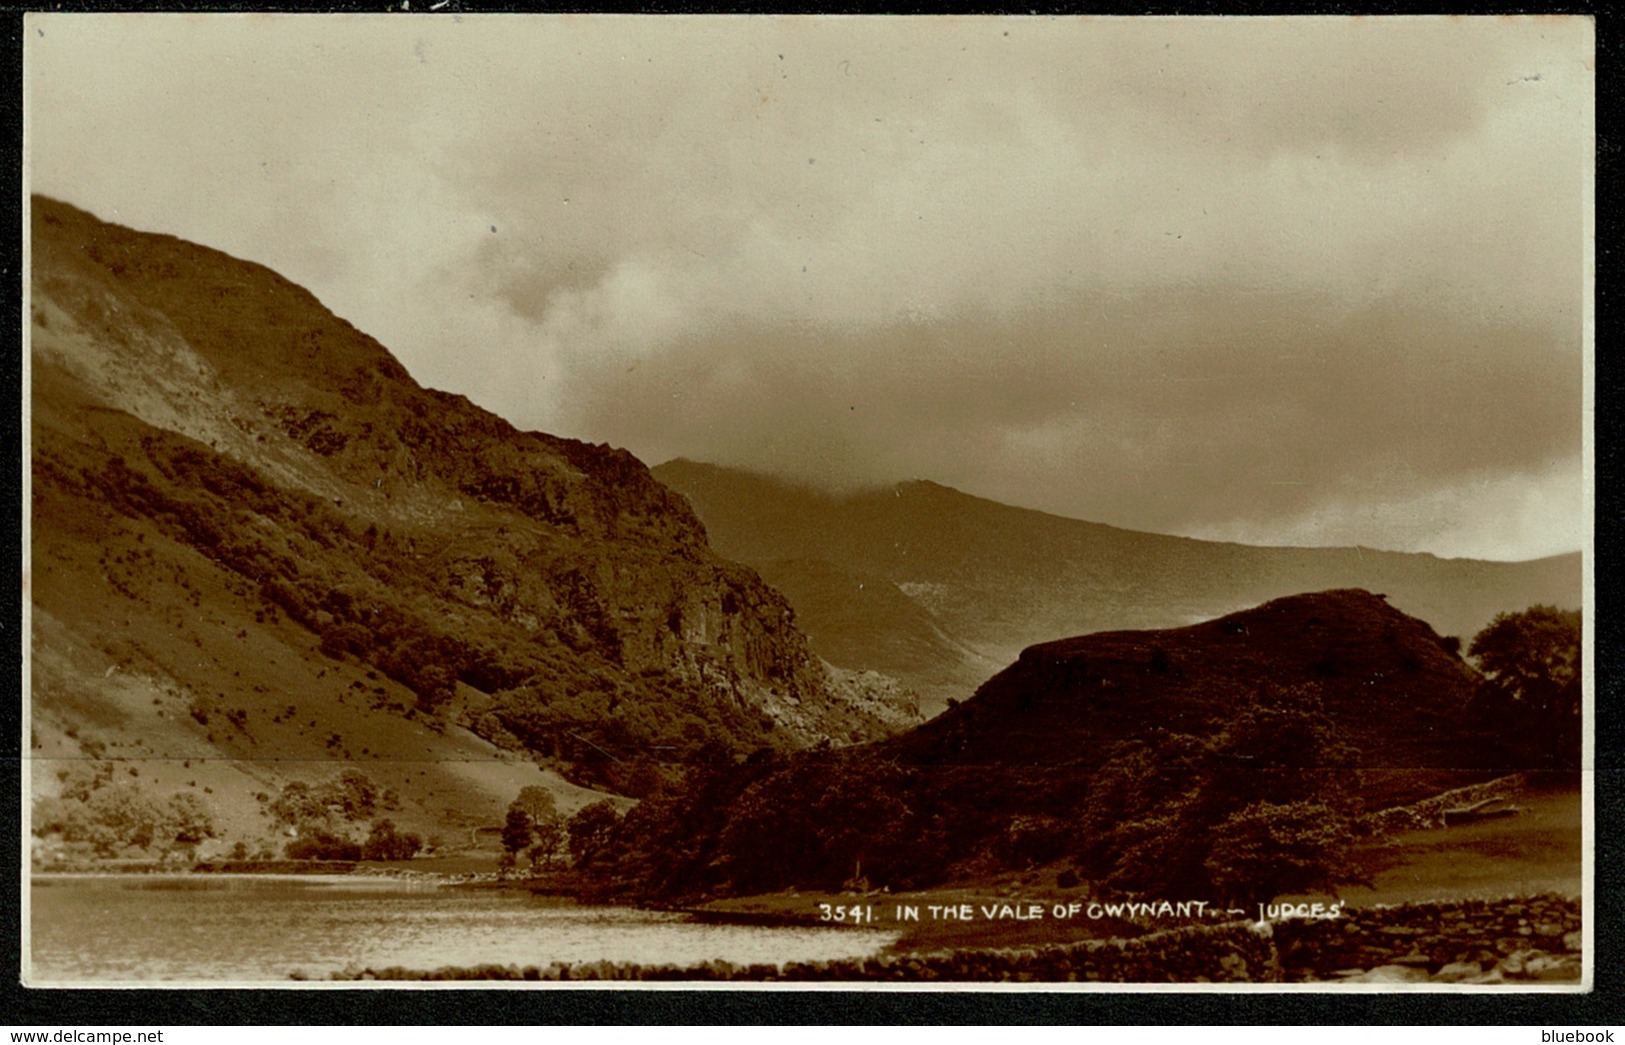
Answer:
(28, 197, 915, 857)
(652, 459, 1581, 714)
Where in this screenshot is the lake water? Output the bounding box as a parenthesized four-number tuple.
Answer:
(28, 875, 898, 985)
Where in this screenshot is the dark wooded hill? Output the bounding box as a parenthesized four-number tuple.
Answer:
(28, 196, 914, 851)
(887, 588, 1486, 774)
(653, 459, 1580, 715)
(592, 590, 1516, 901)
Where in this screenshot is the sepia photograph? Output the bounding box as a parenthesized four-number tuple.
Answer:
(21, 12, 1591, 988)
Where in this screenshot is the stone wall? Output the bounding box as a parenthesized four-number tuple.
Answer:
(1273, 894, 1581, 983)
(313, 893, 1581, 984)
(1360, 774, 1532, 835)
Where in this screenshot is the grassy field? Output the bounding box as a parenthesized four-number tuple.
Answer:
(1292, 784, 1582, 907)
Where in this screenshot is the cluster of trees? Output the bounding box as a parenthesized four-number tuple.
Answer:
(314, 597, 490, 715)
(281, 820, 422, 862)
(1074, 686, 1364, 904)
(487, 665, 772, 795)
(268, 768, 397, 826)
(496, 786, 624, 876)
(588, 687, 1369, 905)
(1071, 604, 1583, 901)
(74, 428, 536, 718)
(268, 770, 420, 861)
(33, 763, 215, 859)
(361, 819, 424, 861)
(586, 749, 941, 900)
(1466, 605, 1582, 772)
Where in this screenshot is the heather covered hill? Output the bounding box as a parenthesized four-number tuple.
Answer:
(590, 590, 1524, 902)
(652, 460, 1580, 714)
(29, 197, 914, 856)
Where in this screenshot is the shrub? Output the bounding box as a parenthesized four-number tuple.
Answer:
(319, 622, 374, 660)
(285, 829, 362, 861)
(362, 819, 423, 861)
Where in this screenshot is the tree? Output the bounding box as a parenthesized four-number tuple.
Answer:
(362, 818, 423, 861)
(411, 663, 458, 714)
(319, 621, 373, 660)
(1471, 606, 1582, 700)
(1213, 687, 1362, 811)
(1469, 606, 1582, 770)
(328, 769, 384, 820)
(528, 817, 566, 871)
(510, 786, 565, 871)
(512, 786, 558, 822)
(1205, 801, 1357, 906)
(807, 760, 914, 889)
(500, 804, 533, 863)
(615, 756, 667, 799)
(268, 781, 324, 828)
(1081, 686, 1365, 904)
(566, 799, 623, 867)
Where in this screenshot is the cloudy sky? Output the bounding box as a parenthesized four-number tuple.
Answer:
(26, 14, 1592, 561)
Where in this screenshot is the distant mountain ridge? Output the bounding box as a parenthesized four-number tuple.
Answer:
(28, 197, 914, 852)
(652, 459, 1581, 714)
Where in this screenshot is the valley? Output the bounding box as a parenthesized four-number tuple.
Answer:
(26, 197, 1586, 987)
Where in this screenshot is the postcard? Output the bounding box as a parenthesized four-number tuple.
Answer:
(21, 12, 1592, 990)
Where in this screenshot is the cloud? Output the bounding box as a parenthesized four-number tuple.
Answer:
(540, 285, 1579, 544)
(26, 14, 1592, 559)
(1183, 458, 1586, 562)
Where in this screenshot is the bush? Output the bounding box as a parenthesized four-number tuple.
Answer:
(268, 770, 386, 830)
(285, 829, 362, 861)
(320, 622, 373, 660)
(362, 818, 423, 861)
